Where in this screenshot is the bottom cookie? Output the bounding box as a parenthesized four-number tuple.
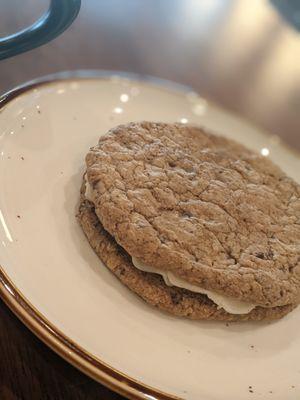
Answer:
(77, 197, 296, 322)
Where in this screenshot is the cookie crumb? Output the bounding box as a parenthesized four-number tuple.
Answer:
(17, 215, 21, 219)
(8, 156, 11, 159)
(291, 386, 295, 389)
(21, 156, 24, 160)
(60, 171, 63, 175)
(250, 345, 254, 349)
(73, 116, 77, 120)
(37, 110, 41, 114)
(225, 322, 229, 327)
(187, 350, 191, 354)
(269, 391, 273, 394)
(21, 124, 24, 128)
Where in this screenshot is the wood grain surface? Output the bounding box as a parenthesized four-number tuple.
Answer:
(0, 0, 299, 399)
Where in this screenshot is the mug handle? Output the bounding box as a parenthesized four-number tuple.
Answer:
(0, 0, 81, 60)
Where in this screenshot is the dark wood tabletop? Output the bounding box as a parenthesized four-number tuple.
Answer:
(0, 1, 299, 399)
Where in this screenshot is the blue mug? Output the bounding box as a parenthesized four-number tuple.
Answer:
(0, 0, 81, 60)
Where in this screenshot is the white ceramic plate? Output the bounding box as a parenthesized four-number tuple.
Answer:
(0, 71, 299, 400)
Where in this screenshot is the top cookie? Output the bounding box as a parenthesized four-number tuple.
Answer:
(85, 122, 300, 307)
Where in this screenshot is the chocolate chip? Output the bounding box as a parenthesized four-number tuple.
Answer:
(255, 252, 265, 259)
(118, 267, 126, 276)
(181, 211, 193, 218)
(170, 291, 182, 305)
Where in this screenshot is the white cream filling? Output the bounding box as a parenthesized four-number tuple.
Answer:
(84, 175, 95, 202)
(132, 258, 256, 315)
(84, 175, 256, 315)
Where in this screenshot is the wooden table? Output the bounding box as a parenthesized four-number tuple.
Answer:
(0, 1, 299, 399)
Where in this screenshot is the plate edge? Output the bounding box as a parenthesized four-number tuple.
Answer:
(0, 266, 181, 400)
(1, 69, 299, 160)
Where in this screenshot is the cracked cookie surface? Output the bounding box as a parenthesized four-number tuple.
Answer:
(85, 122, 300, 307)
(77, 191, 296, 321)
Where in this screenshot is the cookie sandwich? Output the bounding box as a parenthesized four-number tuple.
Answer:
(78, 122, 300, 321)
